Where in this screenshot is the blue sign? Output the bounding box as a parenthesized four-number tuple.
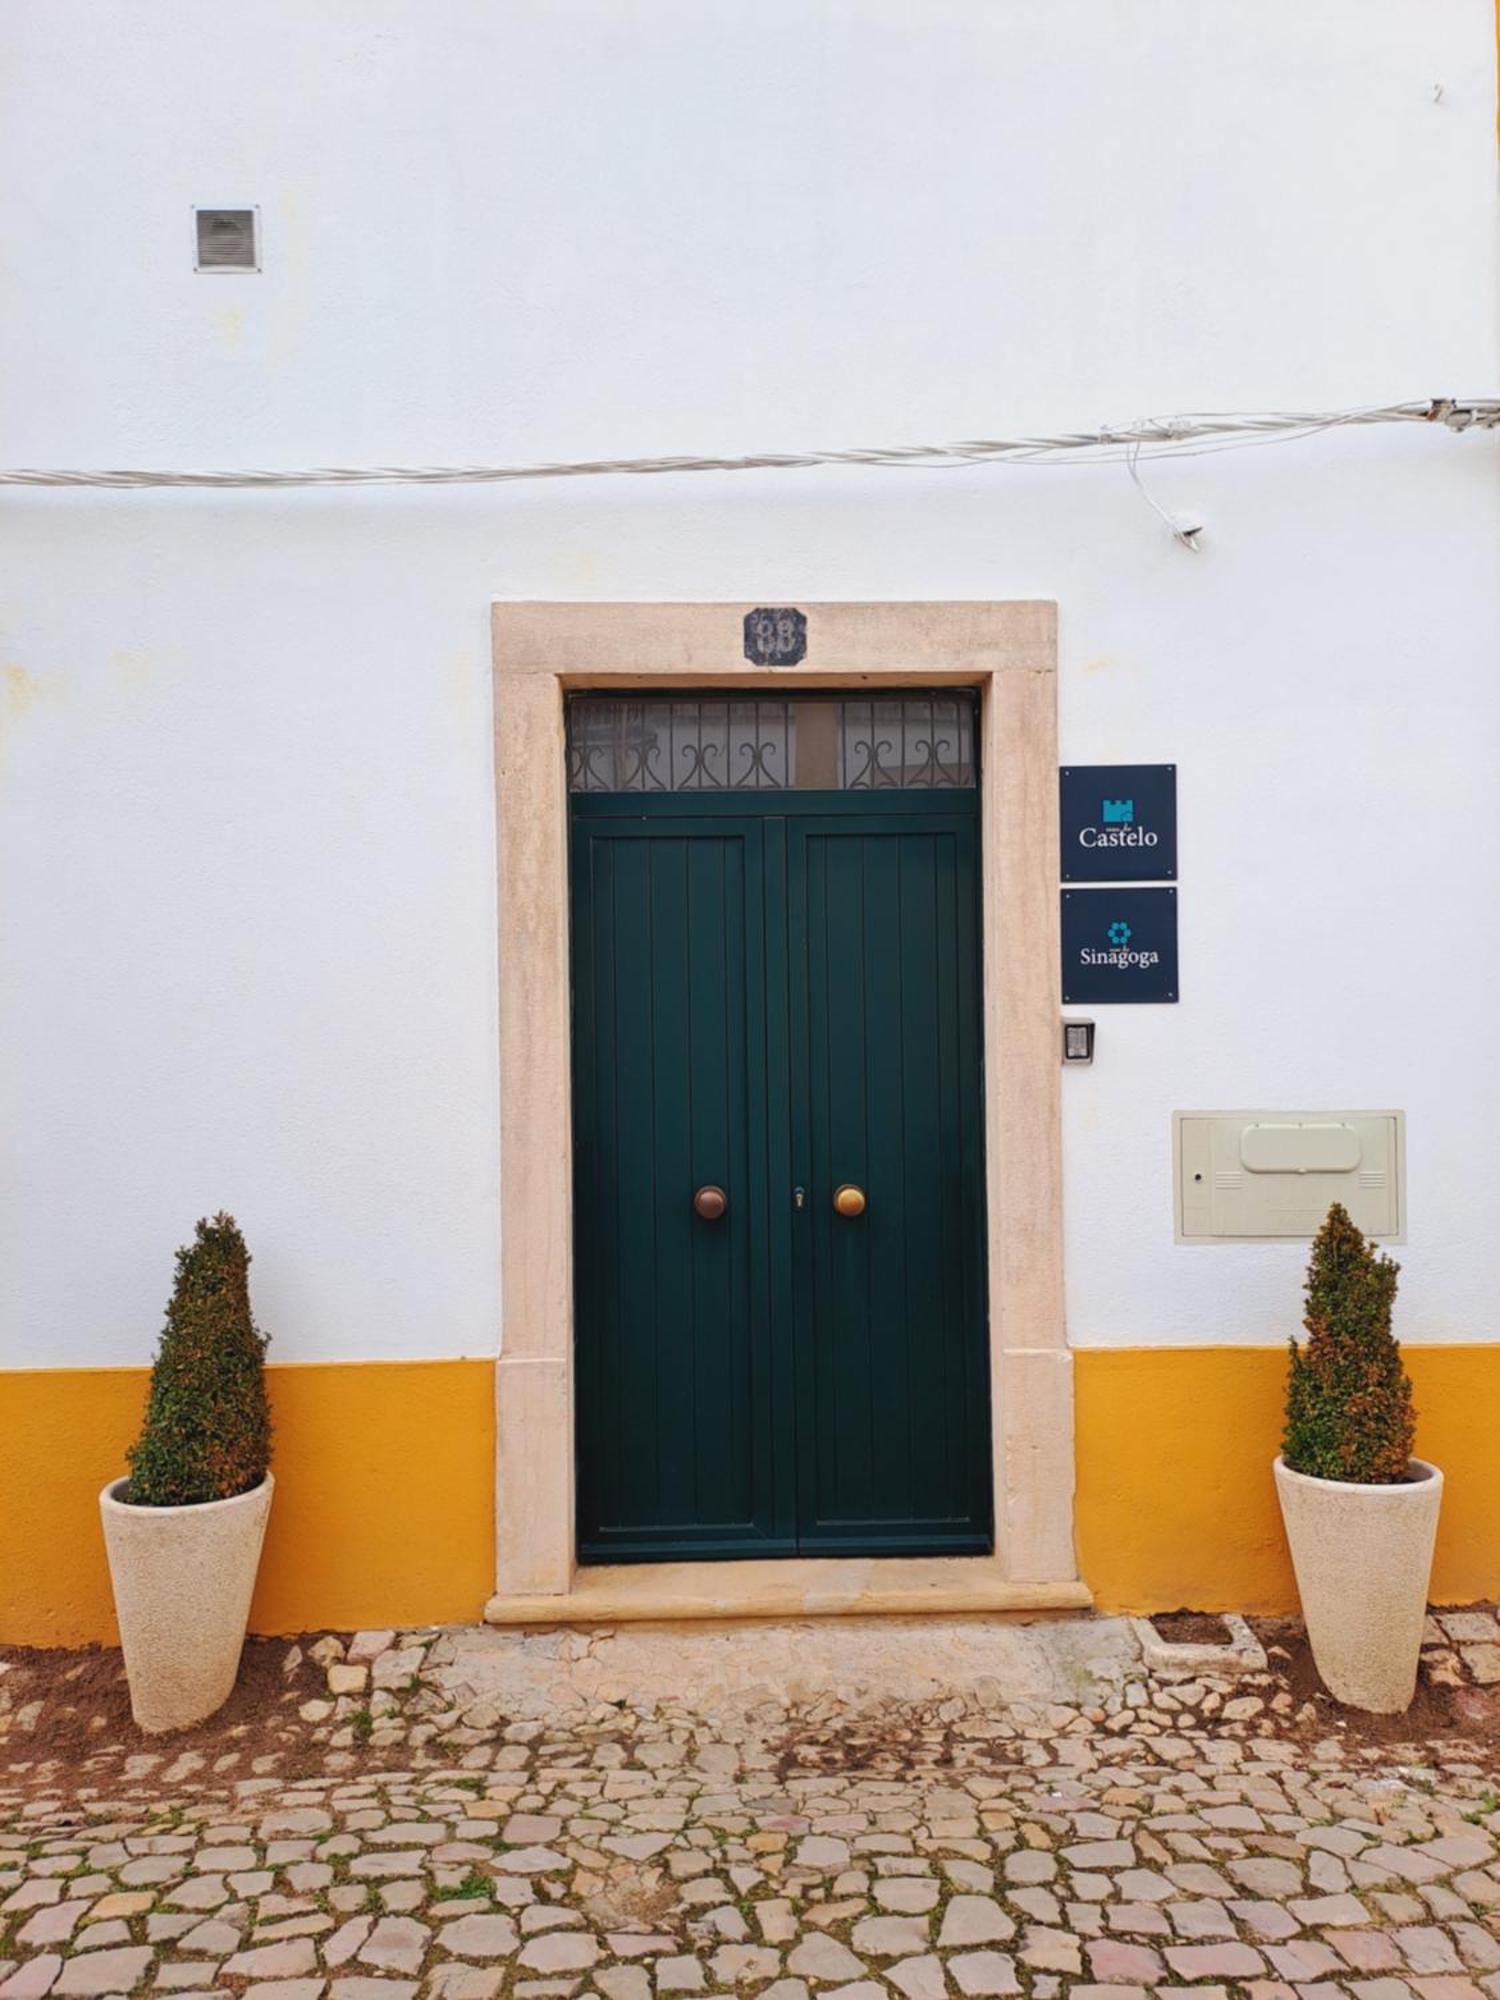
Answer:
(1060, 764, 1176, 882)
(1061, 887, 1178, 1004)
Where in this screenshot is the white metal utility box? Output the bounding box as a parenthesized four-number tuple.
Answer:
(1174, 1110, 1405, 1243)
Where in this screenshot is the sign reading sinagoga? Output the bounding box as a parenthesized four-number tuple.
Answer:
(1059, 764, 1177, 882)
(1061, 887, 1179, 1004)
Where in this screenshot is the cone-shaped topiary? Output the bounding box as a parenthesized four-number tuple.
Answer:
(1283, 1201, 1415, 1484)
(126, 1213, 272, 1506)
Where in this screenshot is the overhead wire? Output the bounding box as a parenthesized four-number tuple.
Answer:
(0, 398, 1494, 492)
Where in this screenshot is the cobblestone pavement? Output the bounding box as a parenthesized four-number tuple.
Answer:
(4, 1611, 1500, 2000)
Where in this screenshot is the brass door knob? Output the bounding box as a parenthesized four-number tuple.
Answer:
(693, 1185, 728, 1220)
(833, 1184, 867, 1218)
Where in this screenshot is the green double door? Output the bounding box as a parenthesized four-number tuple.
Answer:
(569, 786, 991, 1562)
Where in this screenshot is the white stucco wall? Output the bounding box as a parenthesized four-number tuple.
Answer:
(3, 1, 1497, 1368)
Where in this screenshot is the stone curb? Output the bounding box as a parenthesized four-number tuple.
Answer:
(1129, 1611, 1267, 1680)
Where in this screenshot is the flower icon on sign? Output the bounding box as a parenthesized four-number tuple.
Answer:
(1107, 920, 1132, 948)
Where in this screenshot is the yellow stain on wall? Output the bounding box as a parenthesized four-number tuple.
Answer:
(1076, 1346, 1500, 1614)
(0, 664, 56, 768)
(0, 1360, 494, 1647)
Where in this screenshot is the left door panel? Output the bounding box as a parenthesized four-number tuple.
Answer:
(570, 808, 791, 1560)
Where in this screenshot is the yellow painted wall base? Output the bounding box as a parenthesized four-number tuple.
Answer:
(1076, 1345, 1500, 1614)
(0, 1360, 494, 1646)
(5, 1346, 1499, 1644)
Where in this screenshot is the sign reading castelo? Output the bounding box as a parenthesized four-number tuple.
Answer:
(1060, 765, 1177, 881)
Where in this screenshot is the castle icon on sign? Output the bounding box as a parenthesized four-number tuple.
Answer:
(1101, 799, 1135, 825)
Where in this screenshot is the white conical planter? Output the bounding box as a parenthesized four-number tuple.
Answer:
(1274, 1454, 1441, 1714)
(100, 1473, 274, 1734)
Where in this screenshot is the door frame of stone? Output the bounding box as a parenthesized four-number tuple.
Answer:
(487, 601, 1083, 1622)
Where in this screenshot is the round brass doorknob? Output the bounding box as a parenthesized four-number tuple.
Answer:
(833, 1184, 867, 1218)
(693, 1185, 728, 1220)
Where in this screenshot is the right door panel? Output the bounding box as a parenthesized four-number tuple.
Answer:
(788, 810, 992, 1554)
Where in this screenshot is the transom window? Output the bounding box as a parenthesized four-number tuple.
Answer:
(566, 693, 977, 793)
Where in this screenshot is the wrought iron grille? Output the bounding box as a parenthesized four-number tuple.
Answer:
(566, 694, 976, 793)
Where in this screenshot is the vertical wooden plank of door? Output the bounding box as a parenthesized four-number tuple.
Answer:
(596, 832, 660, 1539)
(571, 808, 787, 1560)
(569, 823, 605, 1547)
(788, 805, 991, 1554)
(895, 828, 948, 1521)
(952, 814, 993, 1529)
(790, 823, 874, 1536)
(761, 814, 799, 1548)
(685, 834, 747, 1529)
(648, 835, 696, 1528)
(859, 830, 913, 1521)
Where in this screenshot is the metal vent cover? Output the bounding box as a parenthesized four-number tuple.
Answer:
(195, 208, 259, 271)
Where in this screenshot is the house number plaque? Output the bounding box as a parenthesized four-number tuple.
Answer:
(743, 607, 808, 666)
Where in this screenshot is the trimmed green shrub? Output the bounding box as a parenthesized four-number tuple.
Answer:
(126, 1213, 272, 1506)
(1282, 1201, 1415, 1484)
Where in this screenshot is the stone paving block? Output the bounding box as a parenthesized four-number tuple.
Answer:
(84, 1891, 154, 1921)
(850, 1916, 929, 1958)
(1165, 1941, 1267, 1979)
(1397, 1929, 1466, 1975)
(1064, 1842, 1134, 1869)
(517, 1934, 599, 1975)
(1001, 1851, 1055, 1885)
(1232, 1898, 1303, 1942)
(788, 1934, 865, 1982)
(1087, 1940, 1165, 1982)
(1336, 1932, 1406, 1971)
(1438, 1613, 1500, 1643)
(52, 1948, 155, 1996)
(1105, 1903, 1171, 1936)
(886, 1954, 946, 2000)
(1018, 1926, 1081, 1974)
(947, 1951, 1020, 1995)
(875, 1878, 940, 1913)
(347, 1633, 396, 1664)
(227, 1939, 321, 1979)
(1233, 1858, 1305, 1897)
(652, 1956, 706, 1993)
(437, 1914, 519, 1958)
(14, 1902, 87, 1947)
(0, 1956, 62, 2000)
(1167, 1897, 1235, 1939)
(427, 1972, 505, 2000)
(1291, 1892, 1371, 1925)
(939, 1898, 1014, 1948)
(1453, 1927, 1500, 1972)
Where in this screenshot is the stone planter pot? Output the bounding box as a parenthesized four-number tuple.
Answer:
(1273, 1454, 1441, 1713)
(100, 1473, 273, 1733)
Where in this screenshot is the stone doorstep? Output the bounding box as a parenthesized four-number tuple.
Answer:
(1129, 1613, 1268, 1681)
(484, 1559, 1093, 1627)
